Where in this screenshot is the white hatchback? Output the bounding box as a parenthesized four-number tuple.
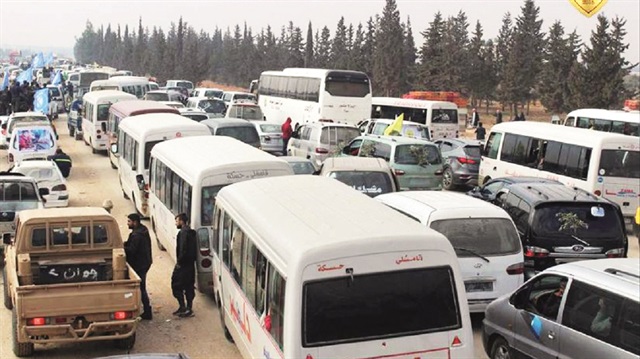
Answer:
(376, 191, 525, 313)
(11, 160, 69, 208)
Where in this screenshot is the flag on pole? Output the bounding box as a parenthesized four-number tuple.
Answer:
(51, 70, 62, 86)
(45, 52, 54, 66)
(384, 113, 404, 136)
(34, 89, 49, 114)
(32, 52, 45, 68)
(16, 67, 33, 84)
(0, 71, 9, 91)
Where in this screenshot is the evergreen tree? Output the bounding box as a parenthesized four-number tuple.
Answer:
(133, 18, 147, 75)
(480, 39, 499, 106)
(314, 26, 331, 68)
(286, 21, 305, 68)
(103, 25, 117, 66)
(175, 17, 185, 78)
(418, 12, 445, 90)
(331, 17, 349, 69)
(467, 21, 485, 106)
(118, 25, 134, 71)
(304, 22, 314, 67)
(74, 21, 98, 64)
(441, 11, 470, 94)
(402, 16, 417, 92)
(495, 12, 514, 107)
(146, 27, 167, 81)
(351, 23, 366, 72)
(362, 17, 377, 79)
(373, 0, 406, 96)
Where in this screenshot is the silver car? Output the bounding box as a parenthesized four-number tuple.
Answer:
(482, 258, 639, 359)
(252, 122, 283, 154)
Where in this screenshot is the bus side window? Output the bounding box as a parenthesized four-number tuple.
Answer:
(267, 265, 286, 351)
(222, 214, 231, 267)
(484, 132, 502, 159)
(212, 208, 221, 254)
(230, 223, 243, 284)
(565, 116, 575, 127)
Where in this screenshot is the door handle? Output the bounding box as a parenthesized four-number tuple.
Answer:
(548, 331, 556, 340)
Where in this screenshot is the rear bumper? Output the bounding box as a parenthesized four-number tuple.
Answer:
(23, 318, 139, 344)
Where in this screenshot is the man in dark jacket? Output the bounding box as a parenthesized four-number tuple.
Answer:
(48, 148, 72, 177)
(125, 213, 153, 320)
(171, 213, 197, 318)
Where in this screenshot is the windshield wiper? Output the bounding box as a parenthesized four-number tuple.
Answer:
(570, 234, 591, 246)
(454, 247, 490, 263)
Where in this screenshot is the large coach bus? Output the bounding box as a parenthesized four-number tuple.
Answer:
(148, 136, 294, 294)
(372, 97, 460, 139)
(257, 68, 372, 126)
(480, 122, 640, 228)
(213, 175, 473, 358)
(107, 100, 180, 168)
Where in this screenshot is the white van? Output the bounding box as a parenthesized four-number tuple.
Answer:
(221, 91, 257, 106)
(376, 191, 525, 313)
(82, 90, 137, 154)
(8, 125, 57, 164)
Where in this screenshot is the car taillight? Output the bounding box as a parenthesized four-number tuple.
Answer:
(112, 311, 132, 320)
(96, 129, 101, 134)
(394, 169, 405, 176)
(524, 246, 550, 258)
(201, 258, 212, 268)
(200, 248, 211, 257)
(28, 317, 48, 326)
(457, 157, 477, 164)
(315, 147, 329, 154)
(506, 262, 525, 275)
(594, 190, 602, 196)
(52, 184, 66, 191)
(605, 248, 625, 258)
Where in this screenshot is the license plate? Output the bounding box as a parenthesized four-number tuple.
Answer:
(465, 281, 493, 292)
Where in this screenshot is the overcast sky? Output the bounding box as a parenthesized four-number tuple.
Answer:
(1, 0, 638, 65)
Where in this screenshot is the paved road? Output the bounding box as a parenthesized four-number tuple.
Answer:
(0, 115, 637, 359)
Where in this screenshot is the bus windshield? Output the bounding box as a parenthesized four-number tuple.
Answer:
(303, 266, 461, 346)
(599, 149, 640, 178)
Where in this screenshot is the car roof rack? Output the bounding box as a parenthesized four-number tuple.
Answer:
(604, 267, 640, 282)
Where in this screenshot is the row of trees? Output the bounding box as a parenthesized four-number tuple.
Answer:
(73, 0, 636, 113)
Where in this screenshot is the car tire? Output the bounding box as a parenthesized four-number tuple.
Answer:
(442, 167, 456, 191)
(490, 336, 513, 359)
(3, 269, 13, 310)
(12, 307, 34, 357)
(114, 333, 136, 350)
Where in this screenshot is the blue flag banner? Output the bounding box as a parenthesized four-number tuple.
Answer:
(0, 71, 9, 91)
(52, 70, 62, 86)
(15, 68, 33, 84)
(34, 89, 49, 114)
(32, 52, 45, 68)
(45, 52, 54, 65)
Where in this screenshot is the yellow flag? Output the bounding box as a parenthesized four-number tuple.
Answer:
(384, 113, 404, 136)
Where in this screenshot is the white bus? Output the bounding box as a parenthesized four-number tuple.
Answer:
(212, 175, 473, 359)
(480, 122, 640, 227)
(563, 108, 640, 137)
(257, 68, 372, 126)
(148, 136, 294, 293)
(372, 97, 460, 139)
(89, 76, 151, 99)
(81, 90, 137, 154)
(114, 114, 211, 217)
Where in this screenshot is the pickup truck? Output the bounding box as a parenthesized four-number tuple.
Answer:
(2, 207, 141, 357)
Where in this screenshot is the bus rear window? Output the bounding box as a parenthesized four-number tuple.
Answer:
(303, 266, 461, 347)
(431, 109, 458, 124)
(599, 149, 640, 178)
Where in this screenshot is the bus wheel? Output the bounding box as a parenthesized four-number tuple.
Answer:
(219, 301, 234, 343)
(151, 219, 166, 251)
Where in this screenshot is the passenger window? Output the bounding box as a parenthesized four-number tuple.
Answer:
(93, 224, 108, 244)
(346, 139, 363, 156)
(619, 301, 640, 355)
(31, 228, 46, 247)
(512, 274, 568, 321)
(484, 132, 502, 159)
(212, 209, 221, 254)
(267, 265, 286, 351)
(222, 214, 231, 265)
(51, 225, 69, 246)
(230, 223, 243, 284)
(244, 241, 257, 305)
(565, 116, 576, 127)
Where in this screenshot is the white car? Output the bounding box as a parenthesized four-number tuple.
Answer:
(10, 160, 69, 208)
(252, 121, 283, 154)
(178, 108, 209, 122)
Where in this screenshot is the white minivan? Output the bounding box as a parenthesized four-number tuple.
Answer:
(82, 90, 137, 154)
(376, 191, 525, 313)
(7, 125, 57, 165)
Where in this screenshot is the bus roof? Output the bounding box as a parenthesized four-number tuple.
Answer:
(491, 121, 640, 148)
(567, 108, 640, 124)
(108, 100, 180, 117)
(105, 76, 149, 84)
(150, 136, 292, 183)
(217, 175, 455, 274)
(118, 113, 210, 139)
(262, 68, 369, 79)
(372, 97, 458, 109)
(82, 90, 137, 103)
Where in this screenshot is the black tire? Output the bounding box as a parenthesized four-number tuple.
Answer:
(490, 336, 512, 359)
(12, 307, 34, 357)
(68, 126, 75, 137)
(114, 333, 136, 350)
(219, 300, 234, 343)
(151, 219, 166, 251)
(3, 268, 13, 310)
(442, 167, 456, 191)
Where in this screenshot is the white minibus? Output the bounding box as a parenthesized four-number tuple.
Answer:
(81, 90, 137, 154)
(563, 108, 640, 137)
(213, 175, 473, 359)
(148, 136, 294, 294)
(89, 76, 151, 99)
(114, 114, 210, 217)
(481, 121, 640, 228)
(372, 97, 460, 139)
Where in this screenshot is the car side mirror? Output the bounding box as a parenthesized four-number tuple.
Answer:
(38, 188, 50, 196)
(136, 174, 145, 190)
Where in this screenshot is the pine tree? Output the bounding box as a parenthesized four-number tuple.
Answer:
(467, 21, 485, 107)
(175, 17, 185, 78)
(133, 18, 147, 75)
(362, 17, 377, 80)
(495, 12, 514, 108)
(351, 23, 366, 72)
(441, 11, 470, 94)
(373, 0, 406, 96)
(286, 22, 305, 68)
(304, 22, 314, 67)
(103, 25, 117, 66)
(480, 39, 499, 106)
(73, 21, 98, 64)
(118, 25, 134, 71)
(314, 26, 331, 68)
(402, 16, 417, 92)
(331, 17, 349, 69)
(418, 12, 445, 90)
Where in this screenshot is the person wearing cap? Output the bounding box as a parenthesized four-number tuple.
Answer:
(125, 213, 153, 320)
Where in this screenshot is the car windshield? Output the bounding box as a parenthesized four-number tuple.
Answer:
(289, 161, 316, 175)
(320, 127, 361, 146)
(532, 203, 624, 239)
(216, 126, 260, 144)
(229, 105, 263, 120)
(394, 144, 442, 165)
(49, 87, 61, 97)
(303, 267, 461, 347)
(14, 168, 58, 182)
(259, 124, 281, 133)
(372, 123, 430, 140)
(463, 145, 482, 158)
(205, 90, 223, 98)
(9, 116, 48, 134)
(145, 93, 169, 101)
(233, 93, 256, 102)
(329, 171, 393, 197)
(199, 100, 226, 114)
(430, 218, 520, 256)
(599, 149, 640, 178)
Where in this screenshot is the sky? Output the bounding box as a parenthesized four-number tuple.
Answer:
(1, 0, 638, 65)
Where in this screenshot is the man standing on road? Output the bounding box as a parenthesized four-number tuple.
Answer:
(475, 122, 486, 140)
(281, 117, 293, 155)
(171, 213, 197, 318)
(48, 147, 72, 177)
(494, 109, 503, 124)
(471, 108, 480, 128)
(125, 213, 153, 320)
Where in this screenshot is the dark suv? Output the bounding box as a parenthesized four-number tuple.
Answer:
(495, 183, 627, 278)
(434, 138, 482, 190)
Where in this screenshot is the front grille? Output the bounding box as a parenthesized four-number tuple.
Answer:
(0, 212, 16, 222)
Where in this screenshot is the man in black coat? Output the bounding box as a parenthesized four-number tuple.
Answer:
(48, 148, 72, 177)
(171, 213, 197, 318)
(125, 213, 153, 320)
